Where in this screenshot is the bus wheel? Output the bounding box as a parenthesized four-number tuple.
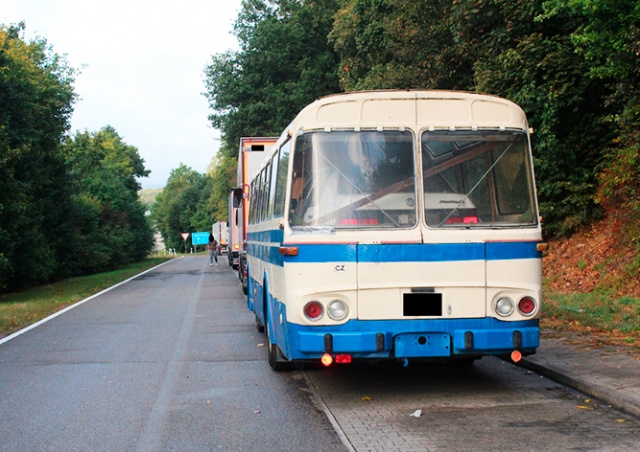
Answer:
(265, 315, 292, 371)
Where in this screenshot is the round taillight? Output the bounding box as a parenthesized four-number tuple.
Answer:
(518, 296, 536, 316)
(327, 299, 348, 321)
(495, 297, 515, 317)
(304, 301, 323, 321)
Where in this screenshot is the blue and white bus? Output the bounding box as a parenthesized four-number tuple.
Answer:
(243, 90, 546, 370)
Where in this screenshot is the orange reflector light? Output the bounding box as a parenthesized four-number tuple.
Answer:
(335, 354, 352, 364)
(536, 242, 549, 252)
(279, 246, 299, 256)
(511, 350, 522, 363)
(321, 353, 333, 367)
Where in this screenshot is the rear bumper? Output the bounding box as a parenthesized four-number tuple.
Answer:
(288, 317, 539, 360)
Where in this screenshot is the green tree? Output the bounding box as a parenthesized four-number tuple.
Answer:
(62, 127, 154, 273)
(152, 164, 215, 250)
(450, 0, 617, 235)
(0, 22, 77, 290)
(540, 0, 640, 239)
(330, 0, 472, 90)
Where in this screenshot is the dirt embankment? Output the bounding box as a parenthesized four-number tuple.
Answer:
(543, 216, 640, 297)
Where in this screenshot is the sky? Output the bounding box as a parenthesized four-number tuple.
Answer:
(0, 0, 242, 188)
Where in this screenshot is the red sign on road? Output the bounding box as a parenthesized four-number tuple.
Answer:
(181, 233, 189, 241)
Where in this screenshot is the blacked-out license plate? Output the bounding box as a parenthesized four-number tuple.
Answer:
(403, 293, 442, 316)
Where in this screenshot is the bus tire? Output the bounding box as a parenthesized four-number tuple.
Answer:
(265, 312, 292, 371)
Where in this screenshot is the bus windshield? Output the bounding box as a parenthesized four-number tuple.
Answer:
(289, 131, 416, 228)
(422, 130, 537, 227)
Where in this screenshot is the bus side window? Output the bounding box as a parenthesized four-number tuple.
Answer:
(267, 154, 278, 219)
(289, 138, 307, 225)
(274, 141, 290, 218)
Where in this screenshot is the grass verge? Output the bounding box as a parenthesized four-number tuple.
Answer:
(542, 287, 640, 351)
(0, 257, 174, 338)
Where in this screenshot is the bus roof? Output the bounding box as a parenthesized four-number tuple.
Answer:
(290, 90, 528, 133)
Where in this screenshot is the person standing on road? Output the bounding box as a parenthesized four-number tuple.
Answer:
(208, 233, 218, 266)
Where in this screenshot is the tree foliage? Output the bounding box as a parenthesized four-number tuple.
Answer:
(550, 0, 640, 240)
(330, 0, 472, 90)
(0, 23, 76, 289)
(451, 0, 617, 235)
(61, 127, 155, 273)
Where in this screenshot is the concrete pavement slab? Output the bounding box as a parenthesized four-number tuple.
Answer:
(518, 337, 640, 418)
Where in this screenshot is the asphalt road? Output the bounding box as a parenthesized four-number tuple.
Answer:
(0, 257, 344, 451)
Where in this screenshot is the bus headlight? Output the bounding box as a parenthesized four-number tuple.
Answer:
(494, 297, 515, 317)
(327, 299, 349, 321)
(304, 300, 323, 321)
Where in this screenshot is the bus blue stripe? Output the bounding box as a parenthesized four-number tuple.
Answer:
(247, 233, 541, 266)
(485, 241, 541, 260)
(358, 243, 486, 262)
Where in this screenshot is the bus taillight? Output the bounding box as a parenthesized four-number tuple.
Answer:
(304, 301, 323, 321)
(518, 296, 536, 315)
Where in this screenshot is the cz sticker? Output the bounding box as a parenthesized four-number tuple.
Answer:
(334, 264, 347, 274)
